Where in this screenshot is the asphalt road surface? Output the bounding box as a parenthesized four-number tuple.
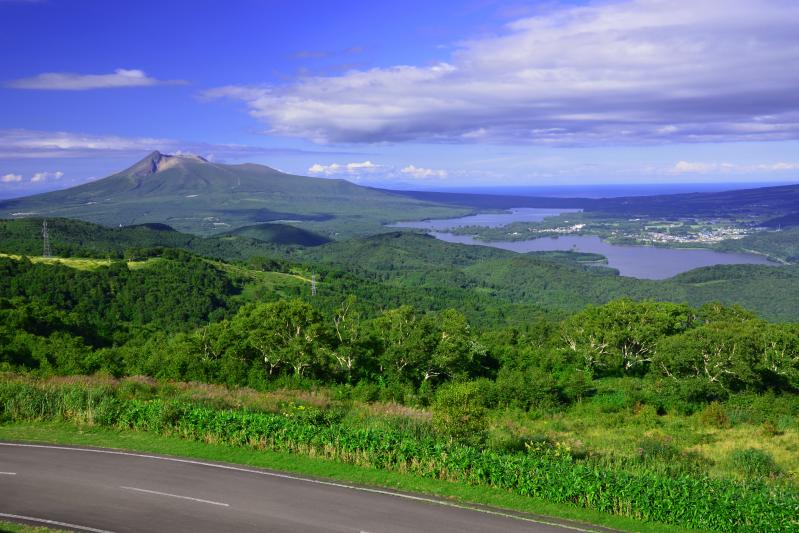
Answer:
(0, 442, 614, 533)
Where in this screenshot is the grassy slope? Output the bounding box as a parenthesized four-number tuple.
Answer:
(0, 253, 158, 271)
(210, 260, 308, 303)
(0, 422, 695, 533)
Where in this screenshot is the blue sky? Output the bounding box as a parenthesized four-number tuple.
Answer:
(2, 0, 799, 197)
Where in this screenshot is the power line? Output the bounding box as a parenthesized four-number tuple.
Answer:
(42, 220, 52, 258)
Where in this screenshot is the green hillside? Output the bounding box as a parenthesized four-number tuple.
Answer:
(716, 227, 799, 263)
(298, 232, 799, 321)
(5, 218, 799, 321)
(0, 217, 290, 260)
(0, 151, 469, 237)
(223, 222, 330, 246)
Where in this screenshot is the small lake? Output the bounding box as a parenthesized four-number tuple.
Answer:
(391, 208, 776, 280)
(390, 207, 581, 230)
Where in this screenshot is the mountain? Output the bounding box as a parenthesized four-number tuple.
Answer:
(393, 182, 799, 224)
(0, 151, 468, 237)
(588, 182, 799, 221)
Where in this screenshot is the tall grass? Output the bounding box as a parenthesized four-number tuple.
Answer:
(1, 381, 796, 532)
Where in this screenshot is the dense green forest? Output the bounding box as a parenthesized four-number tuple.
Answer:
(717, 227, 799, 263)
(2, 216, 799, 531)
(298, 231, 799, 321)
(5, 218, 799, 320)
(0, 217, 306, 260)
(1, 235, 797, 411)
(2, 218, 799, 391)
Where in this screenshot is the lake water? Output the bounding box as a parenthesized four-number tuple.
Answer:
(390, 207, 582, 230)
(392, 208, 776, 280)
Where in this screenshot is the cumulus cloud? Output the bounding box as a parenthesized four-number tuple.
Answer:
(307, 161, 450, 182)
(308, 160, 380, 175)
(0, 129, 361, 160)
(400, 165, 448, 179)
(672, 161, 799, 174)
(30, 170, 64, 182)
(204, 0, 799, 145)
(766, 162, 799, 171)
(1, 173, 22, 183)
(5, 68, 185, 90)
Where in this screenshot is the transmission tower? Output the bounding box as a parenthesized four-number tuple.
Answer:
(42, 219, 52, 258)
(311, 273, 317, 296)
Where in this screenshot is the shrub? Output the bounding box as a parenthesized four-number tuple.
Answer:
(760, 420, 783, 437)
(494, 368, 557, 410)
(636, 435, 680, 463)
(486, 429, 528, 454)
(729, 448, 782, 480)
(700, 401, 730, 429)
(592, 391, 632, 413)
(351, 380, 380, 403)
(674, 377, 728, 406)
(558, 369, 595, 403)
(431, 381, 488, 446)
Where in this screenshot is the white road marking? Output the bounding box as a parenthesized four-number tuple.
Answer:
(0, 512, 115, 533)
(0, 472, 16, 475)
(0, 442, 604, 532)
(120, 486, 229, 507)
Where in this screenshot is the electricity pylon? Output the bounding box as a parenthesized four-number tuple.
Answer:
(42, 220, 52, 258)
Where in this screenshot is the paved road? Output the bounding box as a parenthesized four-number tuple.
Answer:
(0, 442, 611, 533)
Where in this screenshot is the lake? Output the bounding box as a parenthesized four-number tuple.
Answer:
(390, 207, 582, 230)
(392, 208, 776, 280)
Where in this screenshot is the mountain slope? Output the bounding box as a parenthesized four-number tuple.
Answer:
(588, 182, 799, 220)
(0, 152, 469, 237)
(392, 182, 799, 223)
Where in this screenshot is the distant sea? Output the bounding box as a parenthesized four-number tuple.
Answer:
(422, 182, 797, 199)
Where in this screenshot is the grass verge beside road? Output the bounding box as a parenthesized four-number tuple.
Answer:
(0, 421, 698, 533)
(0, 522, 56, 533)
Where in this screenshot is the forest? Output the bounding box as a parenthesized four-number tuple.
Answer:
(1, 218, 799, 532)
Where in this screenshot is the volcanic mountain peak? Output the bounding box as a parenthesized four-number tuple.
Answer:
(0, 152, 469, 236)
(127, 150, 209, 177)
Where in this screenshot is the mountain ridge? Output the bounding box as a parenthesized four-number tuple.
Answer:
(391, 181, 799, 223)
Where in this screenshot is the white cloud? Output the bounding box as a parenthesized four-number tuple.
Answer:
(5, 69, 184, 90)
(306, 161, 449, 182)
(400, 165, 448, 179)
(672, 161, 799, 174)
(1, 173, 22, 183)
(0, 129, 357, 160)
(673, 161, 719, 173)
(30, 170, 64, 182)
(308, 160, 380, 176)
(204, 0, 799, 146)
(764, 162, 799, 171)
